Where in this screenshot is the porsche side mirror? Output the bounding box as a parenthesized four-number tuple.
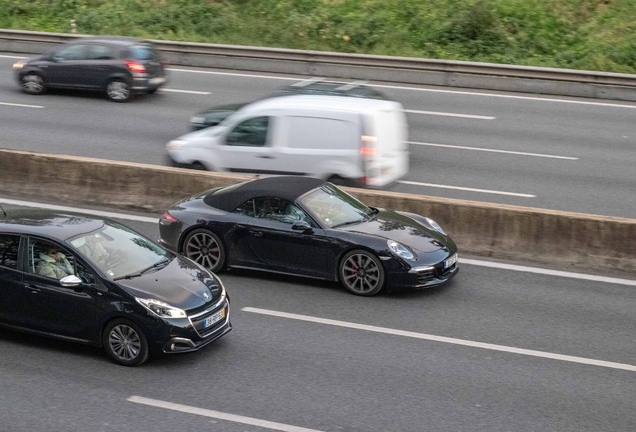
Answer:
(292, 220, 313, 233)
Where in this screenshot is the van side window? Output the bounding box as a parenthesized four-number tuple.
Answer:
(226, 117, 269, 147)
(0, 234, 20, 270)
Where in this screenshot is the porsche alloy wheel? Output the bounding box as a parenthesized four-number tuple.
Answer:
(183, 229, 226, 273)
(339, 250, 385, 296)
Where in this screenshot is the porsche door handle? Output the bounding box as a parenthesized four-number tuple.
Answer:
(257, 155, 274, 159)
(249, 230, 264, 237)
(25, 284, 41, 293)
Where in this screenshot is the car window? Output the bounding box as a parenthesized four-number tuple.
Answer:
(76, 260, 97, 286)
(86, 44, 116, 60)
(130, 43, 159, 61)
(300, 184, 372, 228)
(234, 199, 257, 217)
(226, 117, 269, 147)
(249, 197, 313, 225)
(0, 234, 20, 270)
(28, 238, 76, 281)
(53, 44, 88, 61)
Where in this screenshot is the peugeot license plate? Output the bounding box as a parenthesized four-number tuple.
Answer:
(444, 253, 458, 269)
(204, 309, 226, 328)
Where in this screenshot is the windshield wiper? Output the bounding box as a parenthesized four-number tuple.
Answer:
(113, 257, 171, 281)
(332, 218, 366, 228)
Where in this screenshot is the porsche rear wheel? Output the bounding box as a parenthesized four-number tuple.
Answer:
(183, 229, 226, 273)
(339, 249, 385, 296)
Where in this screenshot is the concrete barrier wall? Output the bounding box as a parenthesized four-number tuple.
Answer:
(1, 149, 635, 275)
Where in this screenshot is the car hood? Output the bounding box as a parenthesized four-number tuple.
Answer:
(117, 256, 222, 311)
(338, 209, 451, 254)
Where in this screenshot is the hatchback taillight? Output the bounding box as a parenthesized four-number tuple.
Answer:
(125, 61, 146, 74)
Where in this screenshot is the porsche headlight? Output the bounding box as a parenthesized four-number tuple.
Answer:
(166, 140, 187, 151)
(387, 240, 415, 260)
(424, 217, 446, 235)
(136, 298, 187, 318)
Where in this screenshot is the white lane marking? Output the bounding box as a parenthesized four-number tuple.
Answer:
(0, 198, 158, 223)
(242, 307, 636, 372)
(0, 54, 27, 59)
(397, 180, 536, 197)
(128, 396, 325, 432)
(165, 68, 636, 109)
(160, 88, 211, 95)
(461, 258, 636, 287)
(0, 102, 44, 108)
(409, 141, 578, 160)
(405, 109, 495, 120)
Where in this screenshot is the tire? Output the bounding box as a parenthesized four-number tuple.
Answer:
(21, 73, 46, 95)
(106, 79, 132, 102)
(339, 249, 385, 296)
(182, 229, 226, 273)
(103, 319, 150, 366)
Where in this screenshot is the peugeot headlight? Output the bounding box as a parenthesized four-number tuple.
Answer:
(166, 140, 187, 151)
(387, 240, 415, 260)
(424, 217, 446, 235)
(12, 61, 25, 69)
(136, 298, 187, 318)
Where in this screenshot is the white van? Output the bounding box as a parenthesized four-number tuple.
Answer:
(166, 95, 409, 187)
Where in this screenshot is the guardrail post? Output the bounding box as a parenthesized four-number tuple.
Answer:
(70, 20, 76, 34)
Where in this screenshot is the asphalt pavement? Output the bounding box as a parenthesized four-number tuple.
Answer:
(0, 201, 635, 431)
(1, 54, 635, 218)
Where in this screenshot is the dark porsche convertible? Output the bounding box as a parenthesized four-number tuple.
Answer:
(159, 177, 458, 296)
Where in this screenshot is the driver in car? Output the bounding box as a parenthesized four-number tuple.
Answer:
(77, 234, 109, 266)
(37, 248, 74, 280)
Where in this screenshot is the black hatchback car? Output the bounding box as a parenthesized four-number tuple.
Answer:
(0, 210, 230, 366)
(13, 36, 167, 102)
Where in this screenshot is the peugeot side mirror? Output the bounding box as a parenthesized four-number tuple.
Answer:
(60, 275, 82, 288)
(292, 220, 313, 233)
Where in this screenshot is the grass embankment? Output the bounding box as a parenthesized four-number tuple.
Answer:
(1, 0, 635, 73)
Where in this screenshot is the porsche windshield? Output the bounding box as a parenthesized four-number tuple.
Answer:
(67, 221, 170, 279)
(301, 185, 374, 228)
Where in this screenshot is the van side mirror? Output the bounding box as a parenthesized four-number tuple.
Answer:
(292, 220, 313, 233)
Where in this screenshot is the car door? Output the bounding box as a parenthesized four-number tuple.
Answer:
(84, 43, 121, 89)
(218, 116, 277, 174)
(0, 234, 29, 326)
(45, 44, 90, 88)
(245, 197, 332, 278)
(21, 237, 99, 342)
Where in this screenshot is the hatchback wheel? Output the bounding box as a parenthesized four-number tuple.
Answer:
(103, 319, 149, 366)
(183, 229, 226, 273)
(339, 249, 385, 296)
(106, 79, 131, 102)
(21, 73, 46, 95)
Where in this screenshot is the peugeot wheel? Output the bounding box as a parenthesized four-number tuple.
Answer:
(339, 249, 385, 296)
(183, 229, 226, 273)
(21, 73, 46, 95)
(103, 319, 149, 366)
(106, 79, 131, 102)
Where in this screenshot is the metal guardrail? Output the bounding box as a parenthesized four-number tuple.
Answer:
(3, 28, 636, 96)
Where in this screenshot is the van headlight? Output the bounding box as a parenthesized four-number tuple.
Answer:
(387, 240, 415, 260)
(424, 217, 446, 235)
(136, 298, 187, 318)
(166, 140, 187, 151)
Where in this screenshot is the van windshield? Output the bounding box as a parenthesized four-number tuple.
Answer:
(300, 185, 375, 228)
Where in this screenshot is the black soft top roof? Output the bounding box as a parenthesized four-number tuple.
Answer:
(203, 176, 326, 212)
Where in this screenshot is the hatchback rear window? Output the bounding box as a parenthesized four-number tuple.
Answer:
(130, 43, 159, 61)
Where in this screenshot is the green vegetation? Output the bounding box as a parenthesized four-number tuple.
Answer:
(1, 0, 636, 73)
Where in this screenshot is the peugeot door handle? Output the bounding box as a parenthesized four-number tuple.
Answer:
(257, 155, 274, 159)
(25, 284, 41, 293)
(249, 230, 264, 237)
